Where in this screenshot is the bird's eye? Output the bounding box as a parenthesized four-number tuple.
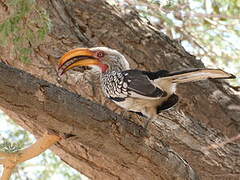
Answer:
(96, 51, 105, 58)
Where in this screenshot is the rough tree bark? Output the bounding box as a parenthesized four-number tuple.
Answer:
(0, 0, 240, 179)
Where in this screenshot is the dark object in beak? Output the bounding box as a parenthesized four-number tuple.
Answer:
(58, 48, 101, 75)
(58, 56, 96, 75)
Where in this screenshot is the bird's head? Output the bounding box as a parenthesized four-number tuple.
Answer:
(58, 47, 130, 75)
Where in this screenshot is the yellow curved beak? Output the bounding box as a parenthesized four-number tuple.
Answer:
(58, 48, 101, 75)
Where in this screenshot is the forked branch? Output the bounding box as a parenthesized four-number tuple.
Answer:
(0, 132, 60, 180)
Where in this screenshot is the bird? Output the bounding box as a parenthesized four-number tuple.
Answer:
(58, 47, 236, 128)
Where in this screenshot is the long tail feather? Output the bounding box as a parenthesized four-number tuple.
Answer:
(159, 68, 235, 83)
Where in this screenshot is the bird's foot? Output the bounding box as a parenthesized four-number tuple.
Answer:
(143, 119, 152, 129)
(119, 110, 132, 119)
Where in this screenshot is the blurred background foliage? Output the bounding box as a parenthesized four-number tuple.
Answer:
(109, 0, 240, 85)
(0, 111, 87, 180)
(0, 0, 239, 179)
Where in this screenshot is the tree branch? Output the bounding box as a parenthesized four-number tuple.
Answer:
(0, 62, 199, 179)
(0, 152, 9, 157)
(0, 131, 60, 180)
(1, 165, 14, 180)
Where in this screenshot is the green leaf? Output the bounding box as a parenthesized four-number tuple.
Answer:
(3, 20, 11, 37)
(0, 34, 8, 47)
(26, 29, 36, 42)
(20, 55, 31, 63)
(157, 13, 174, 26)
(37, 28, 47, 40)
(19, 47, 32, 55)
(212, 3, 220, 14)
(0, 23, 4, 32)
(0, 139, 22, 153)
(10, 15, 21, 26)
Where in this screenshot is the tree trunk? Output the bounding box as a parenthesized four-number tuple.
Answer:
(0, 0, 240, 179)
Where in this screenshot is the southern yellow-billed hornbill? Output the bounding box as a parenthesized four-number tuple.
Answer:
(58, 47, 235, 128)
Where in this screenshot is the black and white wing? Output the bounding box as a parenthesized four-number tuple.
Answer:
(122, 70, 167, 99)
(102, 70, 167, 101)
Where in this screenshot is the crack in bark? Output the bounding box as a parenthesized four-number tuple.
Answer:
(51, 0, 91, 46)
(58, 144, 121, 180)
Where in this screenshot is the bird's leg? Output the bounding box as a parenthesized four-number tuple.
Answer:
(144, 94, 179, 128)
(120, 110, 142, 120)
(143, 118, 152, 129)
(144, 115, 161, 129)
(143, 108, 158, 129)
(143, 115, 158, 129)
(120, 110, 146, 124)
(119, 109, 132, 119)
